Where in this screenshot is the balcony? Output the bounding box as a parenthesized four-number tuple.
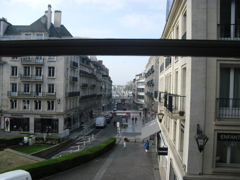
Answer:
(79, 70, 96, 78)
(218, 24, 240, 40)
(81, 83, 88, 88)
(66, 91, 80, 97)
(21, 57, 44, 65)
(79, 94, 97, 101)
(70, 61, 78, 68)
(164, 93, 186, 119)
(217, 98, 240, 119)
(69, 76, 78, 83)
(20, 74, 43, 81)
(91, 84, 96, 88)
(8, 91, 56, 98)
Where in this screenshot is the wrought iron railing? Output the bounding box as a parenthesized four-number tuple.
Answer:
(217, 98, 240, 118)
(21, 57, 44, 64)
(66, 91, 80, 97)
(164, 93, 186, 116)
(20, 74, 43, 81)
(8, 91, 56, 97)
(218, 24, 240, 40)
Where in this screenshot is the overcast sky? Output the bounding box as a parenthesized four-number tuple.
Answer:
(1, 0, 166, 85)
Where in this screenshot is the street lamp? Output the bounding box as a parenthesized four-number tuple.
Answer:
(157, 113, 164, 123)
(194, 124, 209, 153)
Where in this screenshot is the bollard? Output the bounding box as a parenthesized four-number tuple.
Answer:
(70, 150, 72, 153)
(84, 141, 86, 146)
(78, 145, 80, 151)
(92, 134, 94, 139)
(89, 137, 91, 142)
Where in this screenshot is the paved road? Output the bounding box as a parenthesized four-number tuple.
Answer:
(42, 112, 161, 180)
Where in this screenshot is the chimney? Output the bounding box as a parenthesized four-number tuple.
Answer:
(90, 56, 97, 61)
(54, 10, 61, 28)
(47, 4, 52, 30)
(98, 60, 103, 65)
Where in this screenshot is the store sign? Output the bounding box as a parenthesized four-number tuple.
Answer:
(217, 133, 240, 141)
(158, 147, 168, 156)
(40, 115, 53, 118)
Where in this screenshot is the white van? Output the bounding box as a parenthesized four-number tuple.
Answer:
(95, 116, 107, 128)
(0, 170, 32, 180)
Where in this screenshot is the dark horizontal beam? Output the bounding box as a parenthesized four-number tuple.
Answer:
(1, 39, 240, 57)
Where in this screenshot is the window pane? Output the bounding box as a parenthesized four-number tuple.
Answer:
(220, 68, 230, 107)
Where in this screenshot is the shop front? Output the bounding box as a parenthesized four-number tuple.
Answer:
(34, 118, 58, 133)
(4, 117, 29, 132)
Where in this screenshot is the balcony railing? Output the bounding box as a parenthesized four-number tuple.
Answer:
(91, 84, 96, 88)
(70, 61, 78, 68)
(8, 91, 56, 98)
(218, 24, 240, 40)
(164, 93, 186, 119)
(66, 91, 80, 97)
(79, 94, 97, 101)
(20, 74, 43, 81)
(69, 76, 78, 82)
(21, 57, 44, 64)
(217, 98, 240, 118)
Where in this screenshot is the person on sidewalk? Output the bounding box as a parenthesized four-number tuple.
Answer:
(145, 140, 149, 153)
(142, 117, 145, 124)
(123, 136, 129, 148)
(135, 117, 137, 123)
(132, 117, 134, 123)
(139, 112, 142, 117)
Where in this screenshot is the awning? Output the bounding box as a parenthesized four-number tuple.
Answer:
(141, 119, 160, 139)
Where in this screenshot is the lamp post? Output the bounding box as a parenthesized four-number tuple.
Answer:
(157, 113, 164, 123)
(194, 124, 209, 153)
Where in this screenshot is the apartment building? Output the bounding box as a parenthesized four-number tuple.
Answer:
(144, 57, 159, 117)
(90, 57, 112, 111)
(132, 73, 145, 111)
(153, 0, 240, 179)
(0, 5, 105, 135)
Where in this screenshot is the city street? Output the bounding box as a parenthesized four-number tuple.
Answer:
(42, 111, 160, 180)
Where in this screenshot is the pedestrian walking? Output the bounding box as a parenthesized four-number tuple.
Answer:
(142, 117, 145, 124)
(123, 136, 129, 149)
(145, 140, 149, 153)
(113, 121, 116, 127)
(132, 117, 134, 122)
(139, 112, 142, 117)
(135, 117, 137, 123)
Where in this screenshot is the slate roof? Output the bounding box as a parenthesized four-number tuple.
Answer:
(91, 61, 106, 72)
(4, 15, 72, 38)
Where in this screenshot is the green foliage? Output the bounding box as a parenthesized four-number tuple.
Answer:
(0, 136, 23, 149)
(8, 137, 116, 179)
(11, 145, 52, 154)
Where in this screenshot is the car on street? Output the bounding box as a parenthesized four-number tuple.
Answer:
(122, 107, 128, 110)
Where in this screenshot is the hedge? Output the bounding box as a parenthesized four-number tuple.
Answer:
(0, 136, 61, 149)
(8, 137, 116, 179)
(0, 136, 23, 148)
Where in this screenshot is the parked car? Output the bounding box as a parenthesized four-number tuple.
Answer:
(122, 107, 128, 110)
(105, 115, 112, 124)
